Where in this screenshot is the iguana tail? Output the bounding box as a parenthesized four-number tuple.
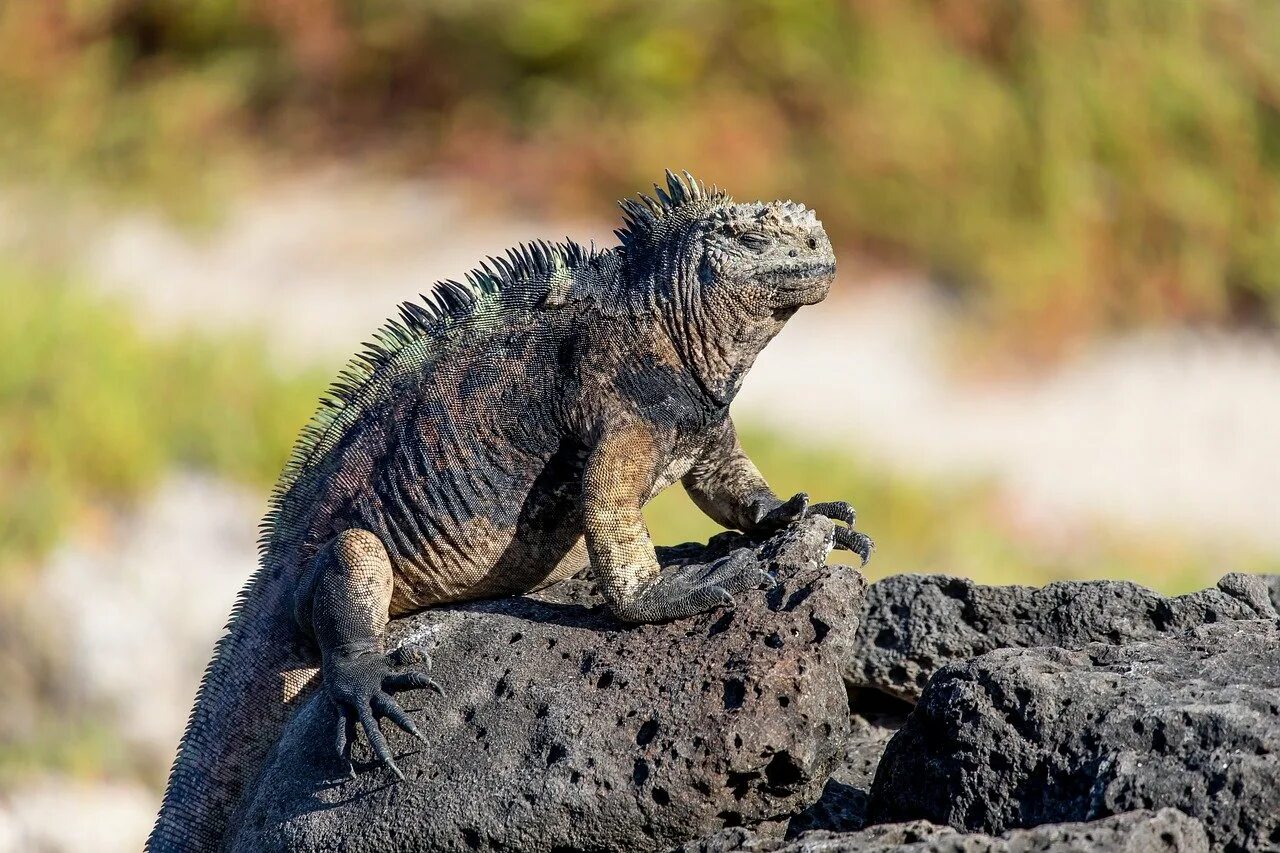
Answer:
(146, 568, 317, 853)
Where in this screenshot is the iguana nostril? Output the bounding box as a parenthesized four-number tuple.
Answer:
(788, 249, 798, 257)
(806, 237, 818, 250)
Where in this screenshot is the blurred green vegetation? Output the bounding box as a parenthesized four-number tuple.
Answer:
(0, 691, 140, 787)
(0, 262, 326, 576)
(2, 0, 1280, 355)
(0, 265, 326, 785)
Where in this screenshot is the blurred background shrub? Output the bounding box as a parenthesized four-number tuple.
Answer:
(3, 0, 1280, 359)
(0, 263, 323, 576)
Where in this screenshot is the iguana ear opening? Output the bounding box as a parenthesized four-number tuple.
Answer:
(698, 255, 717, 286)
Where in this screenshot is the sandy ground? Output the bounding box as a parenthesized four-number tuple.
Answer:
(0, 475, 261, 852)
(0, 779, 156, 853)
(37, 475, 262, 760)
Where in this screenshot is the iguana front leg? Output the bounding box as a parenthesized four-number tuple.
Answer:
(584, 421, 774, 623)
(300, 529, 440, 779)
(682, 418, 874, 564)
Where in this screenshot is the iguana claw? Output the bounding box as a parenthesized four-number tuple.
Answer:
(758, 494, 872, 566)
(834, 527, 875, 566)
(810, 500, 856, 526)
(328, 647, 439, 780)
(710, 586, 735, 608)
(383, 670, 445, 698)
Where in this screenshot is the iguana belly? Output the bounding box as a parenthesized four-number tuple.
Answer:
(385, 515, 586, 616)
(366, 435, 591, 616)
(374, 430, 706, 618)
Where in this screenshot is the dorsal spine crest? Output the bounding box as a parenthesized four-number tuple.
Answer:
(614, 169, 732, 248)
(260, 236, 598, 559)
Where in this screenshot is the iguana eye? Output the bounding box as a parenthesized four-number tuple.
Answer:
(738, 231, 770, 251)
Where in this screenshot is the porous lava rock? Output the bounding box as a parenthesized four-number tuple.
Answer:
(679, 808, 1207, 852)
(868, 619, 1280, 852)
(229, 516, 865, 853)
(782, 704, 904, 837)
(849, 572, 1277, 702)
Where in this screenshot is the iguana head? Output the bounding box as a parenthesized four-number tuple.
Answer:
(615, 170, 835, 404)
(694, 198, 835, 312)
(616, 170, 835, 312)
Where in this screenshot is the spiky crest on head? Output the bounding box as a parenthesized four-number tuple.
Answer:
(613, 169, 733, 250)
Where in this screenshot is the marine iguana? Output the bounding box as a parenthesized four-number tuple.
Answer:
(147, 170, 872, 852)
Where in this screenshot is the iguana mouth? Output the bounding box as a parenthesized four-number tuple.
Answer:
(772, 262, 835, 305)
(769, 261, 835, 284)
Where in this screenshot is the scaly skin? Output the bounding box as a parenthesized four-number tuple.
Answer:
(147, 171, 872, 852)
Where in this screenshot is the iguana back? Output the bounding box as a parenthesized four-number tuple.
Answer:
(150, 241, 609, 852)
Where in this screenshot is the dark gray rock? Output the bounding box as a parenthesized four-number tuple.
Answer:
(783, 705, 904, 836)
(230, 517, 865, 853)
(1265, 574, 1280, 614)
(678, 808, 1207, 852)
(850, 572, 1278, 702)
(868, 619, 1280, 852)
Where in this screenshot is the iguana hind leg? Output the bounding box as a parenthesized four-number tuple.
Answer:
(583, 422, 773, 624)
(302, 529, 440, 779)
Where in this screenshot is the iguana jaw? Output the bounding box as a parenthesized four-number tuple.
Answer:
(767, 260, 836, 307)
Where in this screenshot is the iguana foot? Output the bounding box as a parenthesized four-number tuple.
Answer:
(613, 552, 775, 623)
(757, 493, 874, 565)
(326, 643, 442, 780)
